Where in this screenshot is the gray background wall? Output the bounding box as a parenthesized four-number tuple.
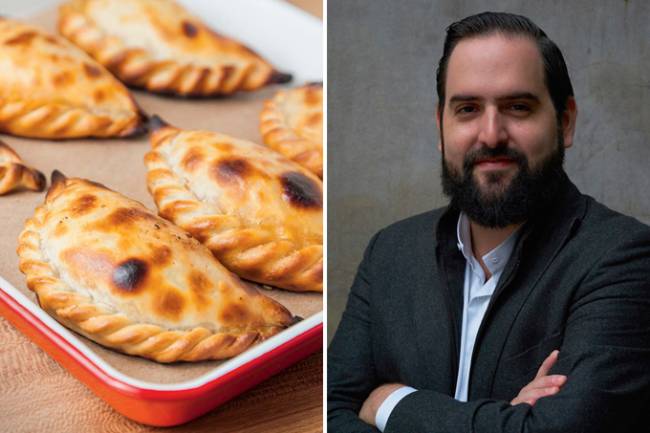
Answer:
(328, 0, 650, 340)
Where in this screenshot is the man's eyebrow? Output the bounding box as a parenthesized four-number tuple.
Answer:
(448, 92, 541, 104)
(497, 92, 541, 102)
(448, 94, 481, 104)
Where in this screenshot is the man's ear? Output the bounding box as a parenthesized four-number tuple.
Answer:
(436, 106, 442, 152)
(561, 97, 577, 149)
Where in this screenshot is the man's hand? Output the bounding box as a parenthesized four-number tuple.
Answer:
(511, 350, 567, 406)
(359, 383, 405, 426)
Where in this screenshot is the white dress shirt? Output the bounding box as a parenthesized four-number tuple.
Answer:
(375, 212, 520, 431)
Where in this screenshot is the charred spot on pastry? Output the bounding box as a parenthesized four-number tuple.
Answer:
(5, 31, 37, 46)
(83, 62, 102, 78)
(93, 89, 106, 102)
(189, 271, 211, 305)
(220, 304, 249, 324)
(267, 70, 293, 85)
(34, 170, 46, 191)
(148, 114, 170, 132)
(306, 112, 322, 126)
(46, 170, 67, 201)
(212, 158, 249, 184)
(181, 148, 204, 171)
(107, 207, 157, 226)
(124, 111, 149, 138)
(280, 172, 322, 208)
(69, 194, 97, 216)
(155, 289, 185, 319)
(215, 142, 234, 152)
(304, 87, 322, 105)
(181, 21, 199, 38)
(52, 71, 74, 87)
(51, 170, 67, 185)
(150, 245, 172, 265)
(112, 258, 148, 292)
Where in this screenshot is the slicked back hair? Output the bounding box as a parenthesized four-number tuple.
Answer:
(436, 12, 574, 121)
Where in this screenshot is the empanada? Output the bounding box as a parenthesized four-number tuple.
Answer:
(145, 117, 323, 292)
(17, 171, 294, 363)
(58, 0, 292, 97)
(0, 18, 142, 139)
(260, 83, 323, 178)
(0, 141, 46, 195)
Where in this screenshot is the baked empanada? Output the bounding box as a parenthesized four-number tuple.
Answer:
(17, 171, 294, 363)
(0, 18, 142, 139)
(260, 83, 323, 178)
(58, 0, 291, 97)
(145, 118, 322, 292)
(0, 141, 46, 195)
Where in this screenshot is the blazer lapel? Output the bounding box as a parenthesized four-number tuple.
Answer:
(410, 208, 464, 394)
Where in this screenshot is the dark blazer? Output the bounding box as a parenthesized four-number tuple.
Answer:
(328, 175, 650, 433)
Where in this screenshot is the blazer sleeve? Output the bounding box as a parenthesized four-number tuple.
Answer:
(385, 228, 650, 433)
(327, 231, 383, 433)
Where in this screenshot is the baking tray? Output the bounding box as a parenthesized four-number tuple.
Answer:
(0, 0, 323, 426)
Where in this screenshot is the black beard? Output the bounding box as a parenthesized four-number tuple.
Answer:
(441, 139, 566, 228)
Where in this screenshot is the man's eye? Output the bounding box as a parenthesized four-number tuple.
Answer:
(456, 106, 477, 114)
(510, 103, 531, 112)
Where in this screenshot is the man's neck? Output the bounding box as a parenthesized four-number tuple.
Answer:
(469, 220, 522, 280)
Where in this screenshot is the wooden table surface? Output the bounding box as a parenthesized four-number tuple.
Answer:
(0, 1, 323, 432)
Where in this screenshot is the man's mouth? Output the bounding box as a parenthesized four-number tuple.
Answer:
(474, 157, 517, 170)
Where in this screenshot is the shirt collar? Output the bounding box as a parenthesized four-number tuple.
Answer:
(456, 212, 520, 277)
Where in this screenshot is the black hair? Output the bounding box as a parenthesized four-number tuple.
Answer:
(436, 12, 574, 121)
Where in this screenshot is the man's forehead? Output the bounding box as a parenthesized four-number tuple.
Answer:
(445, 33, 547, 101)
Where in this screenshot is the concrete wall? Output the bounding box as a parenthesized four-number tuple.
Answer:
(328, 0, 650, 339)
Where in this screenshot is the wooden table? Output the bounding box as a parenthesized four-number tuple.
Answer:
(0, 1, 323, 432)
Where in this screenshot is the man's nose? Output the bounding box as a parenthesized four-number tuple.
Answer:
(477, 108, 508, 148)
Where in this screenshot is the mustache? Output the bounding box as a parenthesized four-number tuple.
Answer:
(463, 146, 527, 172)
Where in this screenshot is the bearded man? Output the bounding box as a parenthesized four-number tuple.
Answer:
(327, 11, 650, 433)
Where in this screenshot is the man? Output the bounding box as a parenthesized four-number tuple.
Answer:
(328, 12, 650, 433)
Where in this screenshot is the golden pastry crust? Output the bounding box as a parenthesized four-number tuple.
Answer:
(0, 141, 46, 195)
(58, 0, 291, 97)
(145, 119, 323, 292)
(0, 18, 142, 139)
(17, 171, 294, 363)
(260, 83, 323, 178)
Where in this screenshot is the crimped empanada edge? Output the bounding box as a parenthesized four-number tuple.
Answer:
(259, 91, 323, 179)
(0, 99, 143, 139)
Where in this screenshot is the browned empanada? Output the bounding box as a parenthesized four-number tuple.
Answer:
(17, 171, 294, 363)
(58, 0, 291, 97)
(0, 18, 142, 139)
(260, 83, 323, 178)
(0, 141, 46, 195)
(145, 118, 322, 292)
